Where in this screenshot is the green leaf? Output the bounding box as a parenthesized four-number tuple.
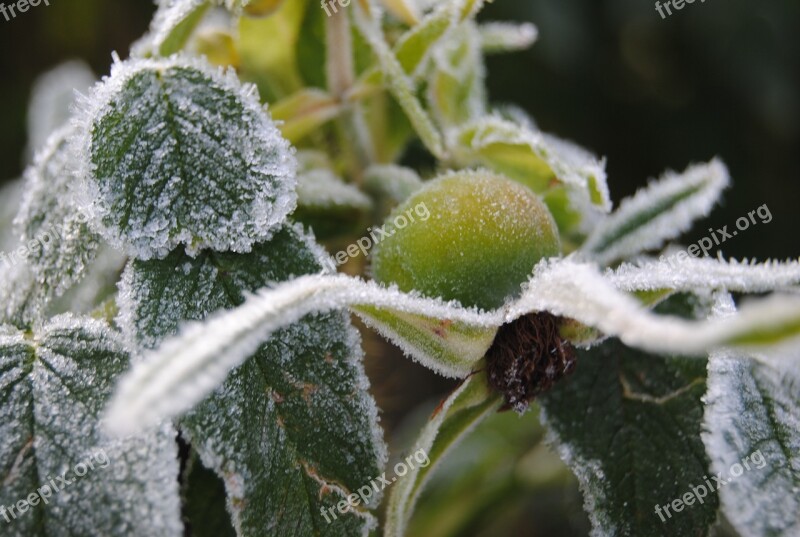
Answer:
(118, 224, 387, 537)
(353, 305, 496, 378)
(0, 316, 182, 536)
(237, 0, 308, 100)
(540, 338, 718, 537)
(15, 126, 100, 300)
(271, 88, 343, 143)
(581, 159, 730, 265)
(426, 22, 486, 127)
(704, 348, 800, 537)
(385, 371, 502, 537)
(353, 2, 446, 159)
(78, 55, 296, 260)
(132, 0, 212, 58)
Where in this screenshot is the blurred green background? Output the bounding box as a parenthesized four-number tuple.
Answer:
(0, 1, 797, 536)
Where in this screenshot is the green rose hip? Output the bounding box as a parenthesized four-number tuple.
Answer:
(371, 170, 561, 310)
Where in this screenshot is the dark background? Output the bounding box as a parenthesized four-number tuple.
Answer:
(1, 0, 798, 260)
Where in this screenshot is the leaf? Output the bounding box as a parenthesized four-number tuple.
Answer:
(25, 60, 94, 159)
(581, 159, 730, 265)
(479, 22, 538, 54)
(703, 349, 800, 537)
(609, 256, 800, 296)
(237, 0, 308, 100)
(426, 21, 486, 127)
(540, 338, 718, 537)
(453, 117, 610, 234)
(508, 259, 800, 357)
(702, 293, 800, 537)
(132, 0, 212, 58)
(114, 224, 387, 536)
(0, 316, 182, 537)
(15, 126, 100, 300)
(0, 180, 24, 253)
(384, 371, 503, 537)
(353, 305, 497, 379)
(353, 1, 446, 159)
(106, 271, 497, 435)
(76, 54, 296, 260)
(271, 88, 343, 143)
(380, 0, 421, 25)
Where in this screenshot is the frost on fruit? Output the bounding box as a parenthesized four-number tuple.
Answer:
(76, 55, 296, 260)
(0, 316, 182, 537)
(453, 116, 610, 234)
(26, 60, 94, 159)
(582, 159, 730, 265)
(115, 224, 387, 536)
(15, 126, 100, 300)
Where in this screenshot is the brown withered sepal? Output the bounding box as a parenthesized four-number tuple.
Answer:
(485, 312, 577, 413)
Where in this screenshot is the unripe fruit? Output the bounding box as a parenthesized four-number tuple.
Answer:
(371, 170, 561, 310)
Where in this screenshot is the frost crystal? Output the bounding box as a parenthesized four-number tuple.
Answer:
(74, 54, 297, 260)
(582, 159, 730, 265)
(0, 316, 182, 537)
(15, 125, 100, 299)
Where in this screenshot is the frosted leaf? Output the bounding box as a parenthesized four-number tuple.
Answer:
(26, 60, 95, 159)
(363, 164, 423, 203)
(0, 315, 182, 537)
(107, 268, 497, 435)
(384, 371, 501, 537)
(479, 22, 538, 54)
(381, 0, 421, 25)
(609, 256, 800, 295)
(75, 54, 297, 260)
(507, 258, 800, 357)
(46, 245, 127, 317)
(15, 125, 101, 300)
(540, 336, 717, 537)
(114, 223, 386, 536)
(453, 117, 610, 234)
(131, 0, 212, 58)
(353, 1, 446, 159)
(581, 159, 730, 265)
(702, 294, 800, 537)
(427, 21, 486, 127)
(0, 262, 45, 329)
(0, 179, 24, 252)
(297, 169, 372, 211)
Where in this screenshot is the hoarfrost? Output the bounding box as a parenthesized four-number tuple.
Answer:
(0, 315, 182, 537)
(73, 54, 296, 260)
(582, 159, 730, 265)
